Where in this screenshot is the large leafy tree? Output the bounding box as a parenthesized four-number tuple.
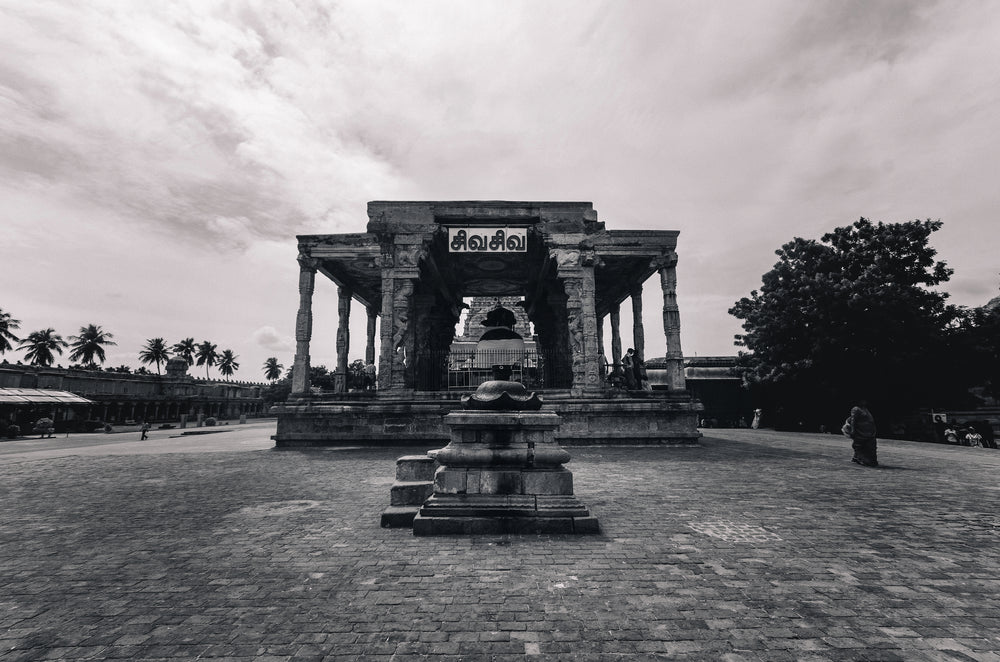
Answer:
(0, 308, 20, 355)
(730, 218, 957, 427)
(263, 357, 283, 381)
(195, 340, 219, 379)
(946, 298, 1000, 401)
(68, 324, 117, 367)
(18, 328, 69, 367)
(138, 338, 171, 375)
(172, 338, 197, 366)
(218, 349, 240, 379)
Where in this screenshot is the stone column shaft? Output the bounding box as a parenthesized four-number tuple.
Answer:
(610, 304, 623, 369)
(336, 286, 352, 393)
(659, 253, 686, 390)
(291, 259, 316, 394)
(631, 284, 645, 361)
(365, 305, 378, 367)
(562, 267, 601, 394)
(378, 272, 395, 391)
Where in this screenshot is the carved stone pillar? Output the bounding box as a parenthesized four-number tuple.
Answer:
(412, 292, 436, 390)
(580, 254, 602, 393)
(291, 256, 317, 394)
(365, 305, 378, 367)
(630, 283, 645, 361)
(552, 248, 601, 395)
(657, 252, 686, 391)
(610, 304, 623, 371)
(545, 290, 571, 389)
(335, 286, 352, 393)
(377, 248, 396, 391)
(390, 279, 415, 390)
(596, 313, 605, 381)
(563, 276, 587, 393)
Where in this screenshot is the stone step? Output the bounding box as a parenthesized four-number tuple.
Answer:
(395, 455, 437, 482)
(380, 505, 420, 528)
(390, 480, 434, 507)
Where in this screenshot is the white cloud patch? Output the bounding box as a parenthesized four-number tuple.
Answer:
(251, 326, 293, 354)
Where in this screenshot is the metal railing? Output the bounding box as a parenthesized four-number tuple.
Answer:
(412, 349, 571, 391)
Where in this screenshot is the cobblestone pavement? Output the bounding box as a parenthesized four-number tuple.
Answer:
(2, 426, 999, 661)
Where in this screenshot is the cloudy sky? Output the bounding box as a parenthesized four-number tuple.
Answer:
(2, 0, 999, 380)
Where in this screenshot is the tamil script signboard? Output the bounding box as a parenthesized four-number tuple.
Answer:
(448, 227, 527, 253)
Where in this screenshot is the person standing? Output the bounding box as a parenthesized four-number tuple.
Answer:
(843, 400, 878, 467)
(622, 348, 638, 390)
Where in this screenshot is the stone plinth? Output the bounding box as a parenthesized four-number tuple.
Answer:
(412, 411, 599, 535)
(271, 391, 702, 447)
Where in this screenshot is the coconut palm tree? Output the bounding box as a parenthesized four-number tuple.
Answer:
(0, 308, 21, 355)
(138, 338, 171, 375)
(172, 338, 197, 366)
(195, 340, 219, 379)
(218, 349, 240, 380)
(68, 324, 117, 367)
(18, 328, 68, 367)
(263, 357, 284, 381)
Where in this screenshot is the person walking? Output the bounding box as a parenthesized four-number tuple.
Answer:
(843, 400, 878, 467)
(140, 421, 150, 441)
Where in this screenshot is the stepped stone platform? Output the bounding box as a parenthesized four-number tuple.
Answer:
(272, 390, 701, 447)
(380, 454, 437, 528)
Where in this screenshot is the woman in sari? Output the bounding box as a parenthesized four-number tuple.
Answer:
(843, 400, 878, 467)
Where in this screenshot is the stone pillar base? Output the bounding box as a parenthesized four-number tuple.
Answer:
(411, 410, 599, 535)
(413, 493, 599, 535)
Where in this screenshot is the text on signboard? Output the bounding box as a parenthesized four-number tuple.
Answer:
(448, 227, 527, 253)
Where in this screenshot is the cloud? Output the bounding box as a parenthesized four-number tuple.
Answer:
(2, 0, 999, 371)
(0, 1, 409, 248)
(251, 326, 293, 354)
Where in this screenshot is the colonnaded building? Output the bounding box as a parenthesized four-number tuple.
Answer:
(272, 201, 702, 446)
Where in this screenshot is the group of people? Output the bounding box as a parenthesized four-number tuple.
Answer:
(939, 421, 996, 448)
(605, 348, 652, 391)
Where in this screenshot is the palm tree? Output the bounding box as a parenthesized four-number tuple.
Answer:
(138, 338, 171, 375)
(0, 308, 21, 355)
(218, 349, 240, 380)
(68, 324, 117, 367)
(18, 328, 68, 367)
(263, 357, 284, 381)
(195, 340, 219, 379)
(172, 338, 196, 366)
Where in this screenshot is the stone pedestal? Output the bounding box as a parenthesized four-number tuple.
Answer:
(412, 411, 599, 535)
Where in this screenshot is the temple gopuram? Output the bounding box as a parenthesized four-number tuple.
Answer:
(272, 201, 701, 446)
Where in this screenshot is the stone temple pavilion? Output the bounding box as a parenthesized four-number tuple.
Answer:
(272, 201, 701, 446)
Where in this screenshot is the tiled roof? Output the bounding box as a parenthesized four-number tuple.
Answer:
(0, 388, 95, 405)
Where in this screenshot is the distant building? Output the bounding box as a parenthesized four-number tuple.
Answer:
(648, 355, 749, 427)
(0, 359, 265, 433)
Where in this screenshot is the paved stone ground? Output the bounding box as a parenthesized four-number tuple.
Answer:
(2, 425, 999, 661)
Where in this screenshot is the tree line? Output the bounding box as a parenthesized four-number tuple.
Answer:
(730, 217, 1000, 430)
(0, 315, 286, 383)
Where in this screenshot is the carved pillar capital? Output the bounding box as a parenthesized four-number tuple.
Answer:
(297, 254, 320, 272)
